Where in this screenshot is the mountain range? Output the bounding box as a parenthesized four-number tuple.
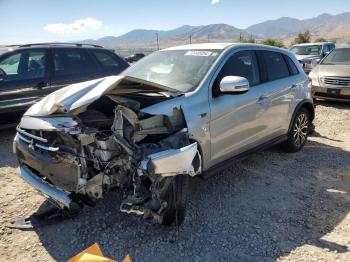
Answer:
(80, 12, 350, 49)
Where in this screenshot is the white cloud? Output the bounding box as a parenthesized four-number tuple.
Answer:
(211, 0, 220, 4)
(44, 17, 102, 35)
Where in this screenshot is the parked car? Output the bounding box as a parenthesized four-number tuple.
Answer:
(290, 42, 335, 73)
(125, 53, 145, 63)
(14, 43, 314, 226)
(0, 43, 129, 128)
(309, 47, 350, 102)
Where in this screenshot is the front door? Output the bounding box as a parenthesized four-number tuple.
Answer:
(209, 50, 269, 166)
(0, 49, 49, 125)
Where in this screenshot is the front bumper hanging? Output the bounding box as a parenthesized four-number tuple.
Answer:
(18, 165, 73, 208)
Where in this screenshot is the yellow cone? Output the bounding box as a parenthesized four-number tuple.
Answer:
(68, 243, 130, 262)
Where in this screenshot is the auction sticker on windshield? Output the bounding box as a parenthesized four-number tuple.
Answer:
(185, 51, 213, 56)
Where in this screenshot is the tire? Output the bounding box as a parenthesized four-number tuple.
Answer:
(161, 175, 189, 226)
(282, 107, 310, 153)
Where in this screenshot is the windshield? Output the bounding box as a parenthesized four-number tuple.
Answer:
(321, 49, 350, 65)
(290, 45, 322, 56)
(122, 50, 221, 92)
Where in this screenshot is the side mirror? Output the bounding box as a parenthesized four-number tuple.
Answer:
(323, 51, 330, 57)
(220, 76, 249, 94)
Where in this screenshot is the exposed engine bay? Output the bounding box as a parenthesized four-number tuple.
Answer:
(15, 83, 201, 225)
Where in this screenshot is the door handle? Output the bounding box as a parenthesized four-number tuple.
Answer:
(35, 82, 48, 89)
(199, 112, 207, 118)
(257, 95, 269, 104)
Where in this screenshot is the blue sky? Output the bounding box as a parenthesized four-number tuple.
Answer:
(0, 0, 349, 44)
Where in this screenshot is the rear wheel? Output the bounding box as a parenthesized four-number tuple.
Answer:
(161, 175, 189, 226)
(282, 107, 310, 153)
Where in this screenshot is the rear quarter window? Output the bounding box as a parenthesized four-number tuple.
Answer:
(262, 51, 290, 81)
(284, 55, 299, 75)
(91, 50, 128, 73)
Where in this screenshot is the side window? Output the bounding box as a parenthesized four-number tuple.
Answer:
(328, 44, 335, 52)
(91, 50, 128, 73)
(284, 55, 299, 75)
(0, 50, 46, 82)
(216, 50, 260, 88)
(92, 50, 119, 67)
(52, 49, 97, 77)
(0, 53, 21, 81)
(262, 51, 290, 81)
(25, 51, 45, 79)
(323, 45, 330, 53)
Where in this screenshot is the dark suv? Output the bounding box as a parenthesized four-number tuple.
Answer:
(0, 43, 129, 128)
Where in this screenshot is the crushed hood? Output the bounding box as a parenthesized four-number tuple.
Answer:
(24, 75, 179, 117)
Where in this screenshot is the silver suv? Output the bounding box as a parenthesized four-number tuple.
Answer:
(14, 43, 314, 225)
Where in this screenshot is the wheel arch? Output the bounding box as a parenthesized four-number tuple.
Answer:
(188, 138, 204, 174)
(288, 100, 314, 133)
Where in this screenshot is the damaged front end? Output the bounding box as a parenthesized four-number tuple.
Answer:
(14, 77, 200, 225)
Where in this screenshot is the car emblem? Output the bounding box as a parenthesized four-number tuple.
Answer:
(334, 80, 340, 85)
(28, 140, 34, 150)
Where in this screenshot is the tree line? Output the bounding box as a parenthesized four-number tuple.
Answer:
(237, 30, 328, 48)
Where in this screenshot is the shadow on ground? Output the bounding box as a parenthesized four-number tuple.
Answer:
(29, 139, 350, 262)
(0, 128, 17, 168)
(315, 100, 350, 109)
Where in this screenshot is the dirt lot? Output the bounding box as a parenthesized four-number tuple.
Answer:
(0, 101, 350, 262)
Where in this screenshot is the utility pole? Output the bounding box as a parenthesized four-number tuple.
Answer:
(156, 33, 159, 50)
(189, 35, 192, 44)
(208, 34, 210, 43)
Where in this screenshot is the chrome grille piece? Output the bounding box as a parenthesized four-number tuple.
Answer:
(16, 127, 59, 152)
(323, 77, 350, 87)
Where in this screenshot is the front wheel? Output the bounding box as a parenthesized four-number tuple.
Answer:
(161, 175, 189, 226)
(282, 108, 310, 153)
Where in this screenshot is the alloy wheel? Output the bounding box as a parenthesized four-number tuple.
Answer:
(293, 113, 308, 147)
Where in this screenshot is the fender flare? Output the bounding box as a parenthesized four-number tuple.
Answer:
(288, 99, 315, 133)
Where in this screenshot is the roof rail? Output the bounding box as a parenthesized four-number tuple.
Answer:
(11, 43, 104, 48)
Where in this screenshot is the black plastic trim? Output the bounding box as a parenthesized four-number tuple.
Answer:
(202, 134, 287, 179)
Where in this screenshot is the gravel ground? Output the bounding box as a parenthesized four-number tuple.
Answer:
(0, 101, 350, 262)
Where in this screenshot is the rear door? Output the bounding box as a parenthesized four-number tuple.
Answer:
(255, 50, 300, 140)
(49, 48, 100, 93)
(0, 49, 49, 120)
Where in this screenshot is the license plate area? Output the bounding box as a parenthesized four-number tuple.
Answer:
(327, 88, 341, 95)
